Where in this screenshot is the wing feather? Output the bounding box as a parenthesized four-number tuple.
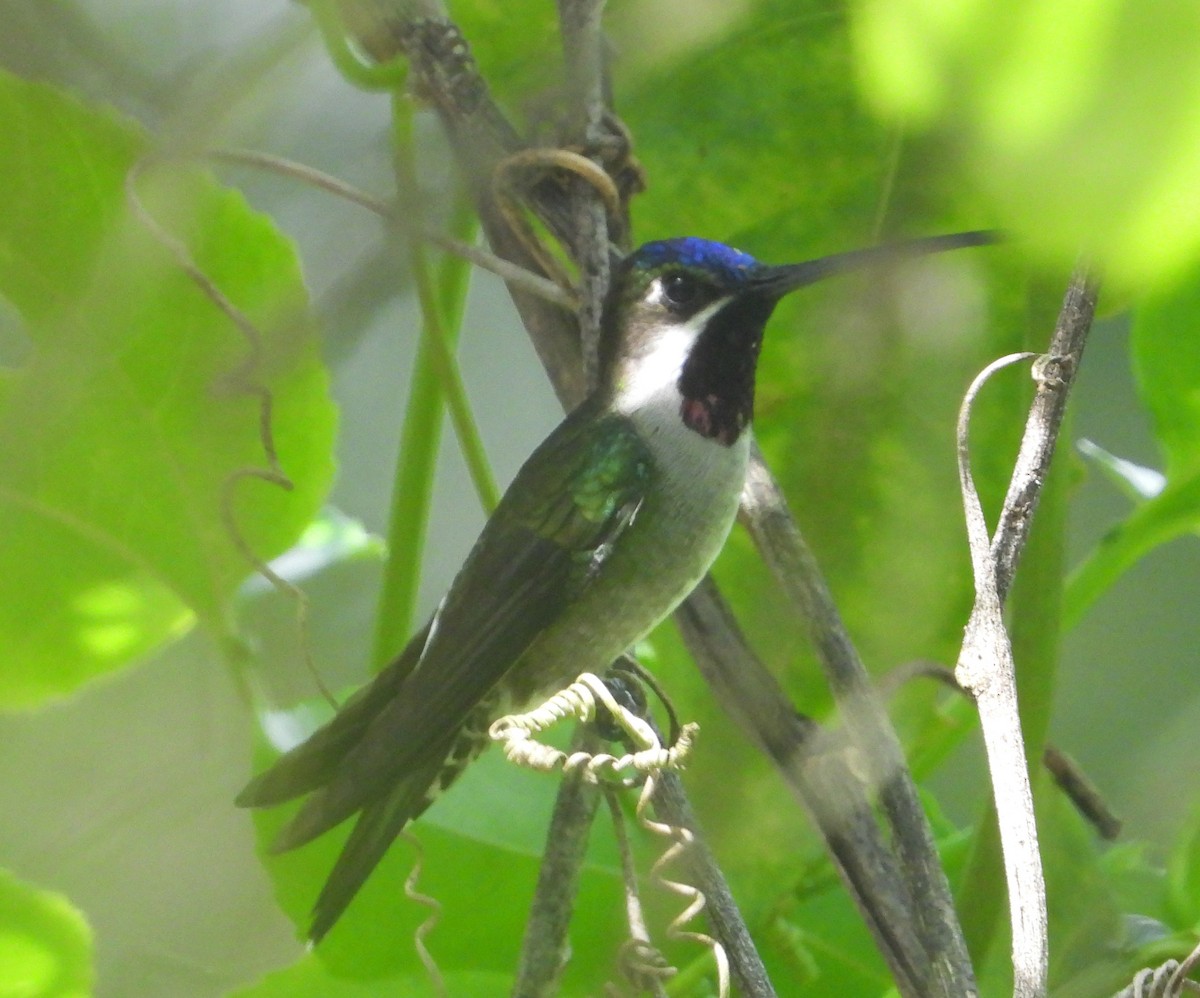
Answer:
(238, 400, 653, 925)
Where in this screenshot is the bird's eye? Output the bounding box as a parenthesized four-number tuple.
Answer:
(661, 272, 702, 308)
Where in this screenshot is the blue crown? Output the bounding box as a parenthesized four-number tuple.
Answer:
(631, 238, 761, 284)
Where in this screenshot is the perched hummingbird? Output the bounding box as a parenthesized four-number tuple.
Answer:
(238, 232, 991, 941)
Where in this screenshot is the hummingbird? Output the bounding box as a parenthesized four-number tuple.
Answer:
(237, 231, 992, 942)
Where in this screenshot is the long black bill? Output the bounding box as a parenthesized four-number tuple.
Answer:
(750, 229, 1000, 299)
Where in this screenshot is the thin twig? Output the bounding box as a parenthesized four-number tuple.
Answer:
(674, 578, 931, 997)
(513, 726, 603, 998)
(210, 147, 575, 308)
(877, 658, 965, 699)
(1042, 746, 1122, 841)
(556, 0, 612, 386)
(882, 660, 1125, 842)
(990, 267, 1100, 598)
(648, 768, 776, 997)
(955, 352, 1048, 998)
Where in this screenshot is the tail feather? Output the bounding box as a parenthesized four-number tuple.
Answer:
(265, 722, 460, 854)
(305, 711, 498, 939)
(238, 622, 502, 941)
(236, 623, 430, 809)
(308, 753, 446, 943)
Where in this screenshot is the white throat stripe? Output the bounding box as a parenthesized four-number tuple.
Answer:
(615, 297, 729, 413)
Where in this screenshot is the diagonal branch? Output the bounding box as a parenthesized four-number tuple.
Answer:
(674, 577, 931, 997)
(649, 768, 776, 997)
(740, 448, 978, 998)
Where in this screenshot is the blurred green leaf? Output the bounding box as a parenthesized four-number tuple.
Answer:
(1040, 792, 1124, 990)
(1064, 268, 1200, 625)
(452, 0, 561, 102)
(1100, 842, 1170, 930)
(1047, 835, 1186, 998)
(850, 0, 1200, 292)
(1167, 804, 1200, 932)
(617, 0, 896, 248)
(0, 70, 336, 706)
(0, 868, 91, 998)
(1133, 271, 1200, 480)
(1063, 474, 1200, 628)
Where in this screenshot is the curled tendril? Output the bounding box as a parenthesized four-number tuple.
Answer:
(492, 145, 625, 292)
(493, 673, 726, 997)
(636, 774, 730, 997)
(1112, 939, 1200, 998)
(124, 157, 334, 707)
(488, 671, 697, 784)
(399, 829, 446, 998)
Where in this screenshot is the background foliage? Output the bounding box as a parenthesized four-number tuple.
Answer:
(0, 0, 1197, 995)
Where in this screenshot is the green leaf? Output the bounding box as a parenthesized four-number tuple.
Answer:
(617, 0, 896, 249)
(1064, 268, 1200, 625)
(1133, 270, 1200, 480)
(1040, 792, 1124, 990)
(850, 0, 1200, 292)
(1046, 832, 1183, 997)
(1063, 474, 1200, 628)
(0, 70, 336, 706)
(0, 868, 92, 998)
(1167, 803, 1200, 932)
(452, 0, 561, 100)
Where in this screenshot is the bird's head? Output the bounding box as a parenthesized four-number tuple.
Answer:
(597, 231, 993, 445)
(599, 237, 823, 445)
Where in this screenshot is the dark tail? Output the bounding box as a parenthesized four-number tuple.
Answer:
(308, 752, 447, 943)
(236, 622, 438, 940)
(236, 622, 430, 809)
